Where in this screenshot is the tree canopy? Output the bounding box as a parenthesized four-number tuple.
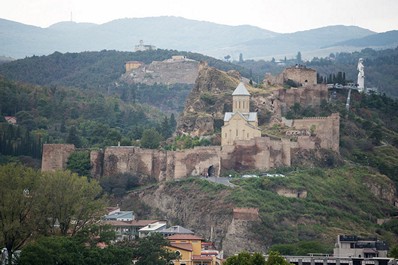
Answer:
(0, 164, 105, 264)
(130, 233, 180, 265)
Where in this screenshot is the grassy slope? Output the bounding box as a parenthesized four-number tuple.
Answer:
(229, 166, 395, 244)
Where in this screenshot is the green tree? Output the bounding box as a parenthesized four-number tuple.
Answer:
(389, 245, 398, 259)
(66, 126, 82, 148)
(224, 251, 266, 265)
(19, 235, 131, 265)
(169, 113, 177, 133)
(239, 53, 244, 63)
(39, 171, 105, 236)
(0, 164, 42, 265)
(266, 251, 291, 265)
(140, 128, 163, 149)
(131, 233, 180, 265)
(296, 52, 302, 64)
(66, 150, 91, 177)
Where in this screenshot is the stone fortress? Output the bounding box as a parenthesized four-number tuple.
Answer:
(42, 65, 340, 180)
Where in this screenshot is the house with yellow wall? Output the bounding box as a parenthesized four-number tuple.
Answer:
(221, 82, 261, 146)
(166, 234, 223, 265)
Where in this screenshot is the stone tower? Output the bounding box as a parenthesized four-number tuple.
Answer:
(232, 82, 250, 113)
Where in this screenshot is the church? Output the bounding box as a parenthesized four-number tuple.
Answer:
(221, 82, 261, 146)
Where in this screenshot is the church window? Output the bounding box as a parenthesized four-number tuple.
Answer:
(236, 129, 238, 136)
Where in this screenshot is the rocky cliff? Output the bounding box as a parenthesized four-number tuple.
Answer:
(123, 179, 269, 256)
(121, 59, 200, 85)
(177, 63, 259, 136)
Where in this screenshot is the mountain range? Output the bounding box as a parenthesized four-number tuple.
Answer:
(1, 16, 398, 60)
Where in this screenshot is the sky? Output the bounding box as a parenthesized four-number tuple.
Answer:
(2, 0, 398, 33)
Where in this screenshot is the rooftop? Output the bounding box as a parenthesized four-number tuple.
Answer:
(224, 112, 257, 122)
(139, 221, 167, 232)
(103, 211, 134, 221)
(167, 234, 203, 241)
(158, 225, 194, 235)
(169, 242, 193, 252)
(232, 82, 250, 96)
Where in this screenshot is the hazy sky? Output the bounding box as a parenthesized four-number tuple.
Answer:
(2, 0, 398, 33)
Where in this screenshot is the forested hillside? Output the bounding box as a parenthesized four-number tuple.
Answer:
(0, 76, 167, 160)
(0, 49, 250, 89)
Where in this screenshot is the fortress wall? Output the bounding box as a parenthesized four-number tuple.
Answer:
(283, 67, 317, 85)
(41, 144, 75, 172)
(174, 146, 222, 178)
(100, 146, 221, 180)
(292, 113, 340, 152)
(220, 137, 291, 172)
(276, 85, 328, 109)
(90, 150, 104, 179)
(296, 136, 316, 150)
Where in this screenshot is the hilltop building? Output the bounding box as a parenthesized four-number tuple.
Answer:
(134, 40, 156, 52)
(221, 82, 261, 146)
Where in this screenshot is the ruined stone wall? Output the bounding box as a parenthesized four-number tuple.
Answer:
(99, 146, 221, 180)
(233, 208, 259, 221)
(283, 67, 317, 86)
(272, 84, 328, 116)
(221, 137, 291, 172)
(291, 113, 340, 152)
(264, 67, 317, 87)
(41, 144, 75, 172)
(90, 150, 104, 178)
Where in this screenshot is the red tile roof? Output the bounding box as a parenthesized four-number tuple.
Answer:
(167, 234, 203, 240)
(170, 242, 193, 252)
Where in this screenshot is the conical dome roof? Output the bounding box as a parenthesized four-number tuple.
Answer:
(232, 82, 250, 96)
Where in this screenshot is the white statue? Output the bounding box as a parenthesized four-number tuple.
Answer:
(357, 58, 365, 92)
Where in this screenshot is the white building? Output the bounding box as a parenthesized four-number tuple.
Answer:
(333, 235, 388, 258)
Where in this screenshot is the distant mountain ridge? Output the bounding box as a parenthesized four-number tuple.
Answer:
(0, 16, 392, 60)
(326, 30, 398, 48)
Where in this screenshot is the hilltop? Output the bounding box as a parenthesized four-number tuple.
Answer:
(0, 17, 380, 60)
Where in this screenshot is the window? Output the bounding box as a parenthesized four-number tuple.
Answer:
(236, 129, 238, 136)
